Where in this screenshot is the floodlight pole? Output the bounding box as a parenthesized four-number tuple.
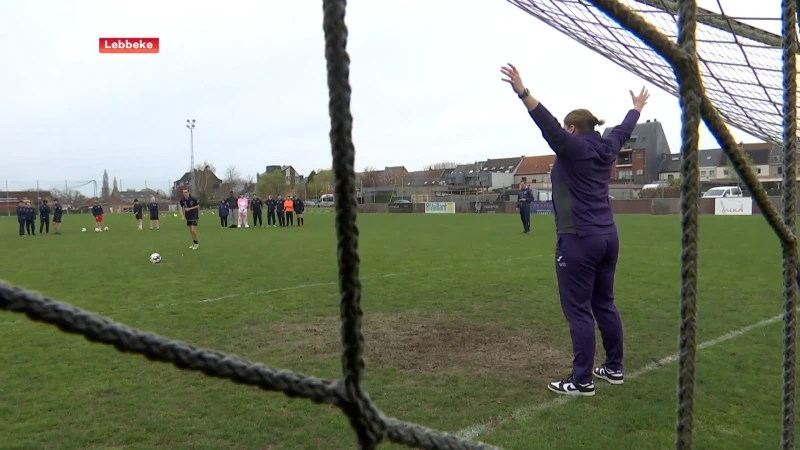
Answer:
(186, 119, 196, 193)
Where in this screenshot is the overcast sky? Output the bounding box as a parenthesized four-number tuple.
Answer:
(0, 0, 780, 192)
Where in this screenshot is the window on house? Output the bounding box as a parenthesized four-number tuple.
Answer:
(757, 168, 762, 174)
(779, 167, 784, 174)
(636, 169, 644, 175)
(701, 170, 706, 176)
(636, 152, 643, 159)
(723, 169, 728, 175)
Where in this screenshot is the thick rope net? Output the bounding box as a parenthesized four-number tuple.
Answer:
(507, 0, 799, 145)
(0, 0, 797, 448)
(508, 0, 799, 448)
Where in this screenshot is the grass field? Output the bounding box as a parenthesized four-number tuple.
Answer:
(0, 210, 797, 449)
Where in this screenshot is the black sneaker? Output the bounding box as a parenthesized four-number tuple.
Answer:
(593, 365, 624, 385)
(547, 374, 595, 396)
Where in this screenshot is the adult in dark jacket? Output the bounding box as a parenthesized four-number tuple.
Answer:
(501, 63, 649, 397)
(226, 191, 238, 220)
(517, 178, 534, 234)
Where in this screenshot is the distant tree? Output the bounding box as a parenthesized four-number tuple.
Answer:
(101, 170, 110, 200)
(360, 166, 385, 188)
(307, 169, 334, 198)
(224, 165, 241, 184)
(50, 187, 87, 206)
(112, 177, 120, 196)
(423, 162, 458, 170)
(257, 171, 288, 197)
(193, 161, 218, 206)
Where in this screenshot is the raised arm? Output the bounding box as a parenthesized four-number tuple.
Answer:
(606, 87, 650, 153)
(605, 109, 642, 154)
(501, 64, 584, 158)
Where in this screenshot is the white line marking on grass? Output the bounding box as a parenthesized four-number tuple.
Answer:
(1, 255, 542, 325)
(455, 309, 795, 442)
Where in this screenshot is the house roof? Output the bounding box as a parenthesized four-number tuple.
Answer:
(451, 164, 477, 174)
(720, 148, 772, 165)
(658, 153, 682, 173)
(516, 155, 556, 175)
(382, 166, 407, 175)
(602, 119, 665, 150)
(480, 157, 523, 173)
(175, 169, 222, 184)
(699, 149, 725, 168)
(404, 169, 446, 186)
(4, 190, 53, 201)
(658, 149, 722, 171)
(662, 144, 775, 173)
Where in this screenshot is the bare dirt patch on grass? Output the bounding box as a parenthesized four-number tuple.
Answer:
(263, 313, 570, 379)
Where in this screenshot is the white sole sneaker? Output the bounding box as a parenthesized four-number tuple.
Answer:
(547, 376, 596, 397)
(593, 366, 624, 385)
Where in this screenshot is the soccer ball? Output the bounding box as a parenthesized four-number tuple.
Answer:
(81, 228, 87, 232)
(104, 227, 109, 231)
(149, 253, 162, 264)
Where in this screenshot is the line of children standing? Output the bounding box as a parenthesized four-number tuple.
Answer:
(16, 198, 63, 236)
(213, 193, 307, 228)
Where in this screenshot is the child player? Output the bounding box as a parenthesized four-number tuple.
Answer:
(92, 200, 104, 232)
(52, 198, 63, 234)
(133, 199, 143, 230)
(179, 188, 200, 250)
(148, 196, 160, 230)
(236, 193, 249, 228)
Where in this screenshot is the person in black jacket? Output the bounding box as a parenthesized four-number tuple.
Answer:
(276, 195, 286, 227)
(133, 199, 143, 230)
(294, 197, 305, 227)
(24, 200, 36, 235)
(39, 199, 51, 234)
(52, 198, 64, 234)
(250, 193, 264, 227)
(266, 195, 277, 227)
(226, 190, 238, 221)
(16, 200, 26, 236)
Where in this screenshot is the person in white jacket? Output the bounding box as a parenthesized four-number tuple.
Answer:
(236, 193, 249, 228)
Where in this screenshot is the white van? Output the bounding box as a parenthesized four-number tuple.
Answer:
(702, 186, 743, 198)
(319, 194, 334, 207)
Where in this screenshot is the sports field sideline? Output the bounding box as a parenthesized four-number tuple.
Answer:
(1, 212, 795, 449)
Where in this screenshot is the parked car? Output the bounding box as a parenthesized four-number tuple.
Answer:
(702, 186, 743, 198)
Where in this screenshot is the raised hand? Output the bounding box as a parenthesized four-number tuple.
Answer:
(630, 87, 650, 112)
(500, 64, 526, 96)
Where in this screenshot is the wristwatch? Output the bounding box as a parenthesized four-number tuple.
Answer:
(518, 88, 530, 99)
